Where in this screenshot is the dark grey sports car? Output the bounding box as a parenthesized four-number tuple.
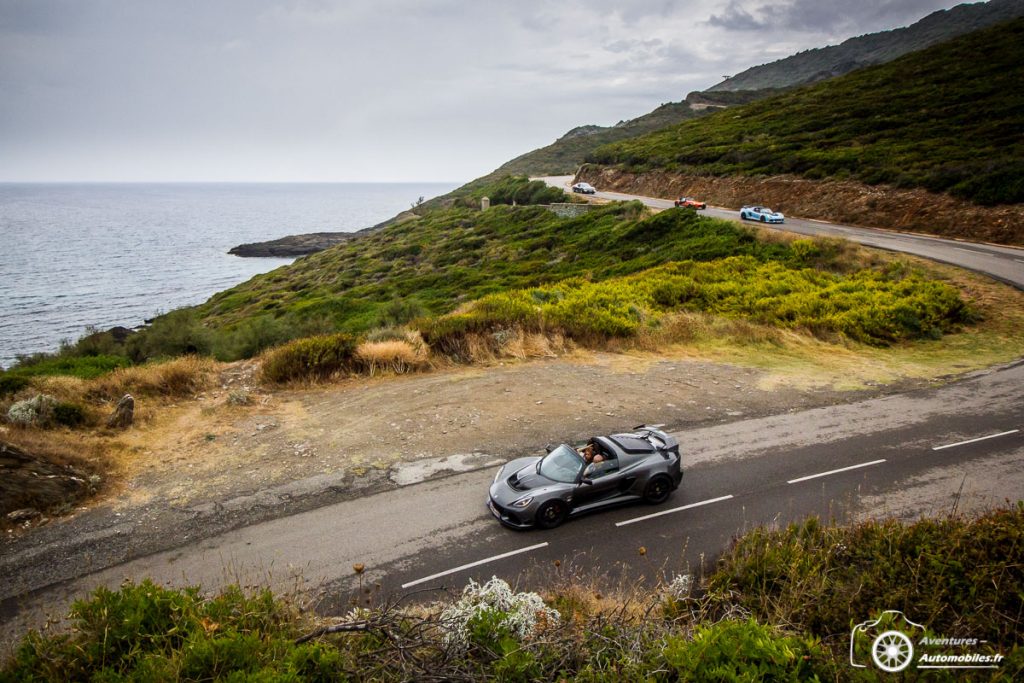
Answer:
(487, 426, 682, 529)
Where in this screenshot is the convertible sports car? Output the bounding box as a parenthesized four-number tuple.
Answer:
(674, 197, 707, 209)
(571, 182, 596, 194)
(739, 206, 784, 223)
(487, 426, 682, 529)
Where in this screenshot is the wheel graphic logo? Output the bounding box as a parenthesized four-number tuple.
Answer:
(871, 630, 914, 672)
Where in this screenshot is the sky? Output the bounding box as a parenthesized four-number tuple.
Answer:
(0, 0, 967, 183)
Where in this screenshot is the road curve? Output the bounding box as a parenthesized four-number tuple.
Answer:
(541, 175, 1024, 290)
(3, 179, 1024, 647)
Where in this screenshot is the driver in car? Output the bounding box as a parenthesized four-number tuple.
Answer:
(581, 443, 604, 464)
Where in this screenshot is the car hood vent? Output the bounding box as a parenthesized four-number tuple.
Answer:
(509, 464, 547, 491)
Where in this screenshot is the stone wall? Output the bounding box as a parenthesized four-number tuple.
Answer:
(545, 203, 596, 218)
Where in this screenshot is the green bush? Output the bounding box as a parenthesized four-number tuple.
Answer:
(53, 402, 86, 428)
(126, 309, 213, 362)
(210, 314, 293, 362)
(4, 581, 315, 682)
(482, 176, 567, 206)
(658, 619, 826, 681)
(261, 333, 358, 384)
(706, 506, 1024, 648)
(0, 374, 30, 396)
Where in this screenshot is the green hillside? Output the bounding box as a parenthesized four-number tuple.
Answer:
(488, 101, 704, 178)
(708, 0, 1024, 92)
(588, 18, 1024, 206)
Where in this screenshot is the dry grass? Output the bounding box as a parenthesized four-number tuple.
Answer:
(355, 334, 430, 376)
(84, 356, 217, 401)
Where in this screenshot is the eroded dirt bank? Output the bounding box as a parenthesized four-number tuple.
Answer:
(575, 165, 1023, 246)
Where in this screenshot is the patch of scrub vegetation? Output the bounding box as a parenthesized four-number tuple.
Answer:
(5, 507, 1021, 680)
(706, 506, 1024, 667)
(588, 18, 1024, 206)
(420, 255, 972, 358)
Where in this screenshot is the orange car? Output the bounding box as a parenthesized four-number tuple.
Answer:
(674, 197, 707, 209)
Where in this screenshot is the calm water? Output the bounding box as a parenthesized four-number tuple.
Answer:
(0, 182, 457, 368)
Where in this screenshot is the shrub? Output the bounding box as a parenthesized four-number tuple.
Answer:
(126, 308, 213, 362)
(5, 581, 302, 681)
(261, 333, 358, 384)
(0, 374, 30, 397)
(706, 506, 1024, 647)
(658, 619, 826, 681)
(355, 339, 426, 375)
(439, 577, 560, 652)
(211, 315, 293, 361)
(7, 394, 58, 427)
(53, 401, 86, 428)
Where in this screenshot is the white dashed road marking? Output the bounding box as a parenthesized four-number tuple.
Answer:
(787, 459, 886, 484)
(614, 494, 734, 527)
(400, 542, 549, 589)
(932, 429, 1019, 451)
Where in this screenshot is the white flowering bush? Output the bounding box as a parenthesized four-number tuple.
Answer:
(7, 394, 57, 426)
(664, 573, 692, 599)
(439, 576, 559, 651)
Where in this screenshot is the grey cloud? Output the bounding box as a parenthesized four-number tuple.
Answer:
(708, 0, 958, 34)
(0, 0, 966, 182)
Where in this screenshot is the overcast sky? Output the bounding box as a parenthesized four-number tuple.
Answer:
(0, 0, 966, 183)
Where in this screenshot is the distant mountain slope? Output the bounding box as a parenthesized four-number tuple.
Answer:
(587, 17, 1024, 206)
(479, 1, 1023, 180)
(486, 101, 705, 178)
(708, 0, 1024, 92)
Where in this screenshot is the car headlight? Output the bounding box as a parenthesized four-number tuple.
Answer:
(511, 496, 534, 508)
(494, 466, 504, 483)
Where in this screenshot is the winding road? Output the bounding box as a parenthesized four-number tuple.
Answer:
(3, 179, 1023, 644)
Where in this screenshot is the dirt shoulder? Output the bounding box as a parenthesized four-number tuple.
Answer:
(1, 348, 939, 605)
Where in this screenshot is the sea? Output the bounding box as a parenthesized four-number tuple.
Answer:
(0, 182, 459, 369)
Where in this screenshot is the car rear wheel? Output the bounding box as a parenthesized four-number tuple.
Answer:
(535, 501, 568, 529)
(643, 476, 673, 505)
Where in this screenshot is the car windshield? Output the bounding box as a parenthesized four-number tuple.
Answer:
(537, 444, 584, 483)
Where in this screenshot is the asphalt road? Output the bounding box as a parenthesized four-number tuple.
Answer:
(5, 360, 1023, 632)
(3, 179, 1024, 643)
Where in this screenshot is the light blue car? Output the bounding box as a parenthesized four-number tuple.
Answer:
(740, 205, 785, 223)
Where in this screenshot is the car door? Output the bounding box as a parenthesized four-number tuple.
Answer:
(572, 459, 623, 508)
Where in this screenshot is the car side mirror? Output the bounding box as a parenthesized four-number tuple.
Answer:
(580, 478, 593, 486)
(545, 444, 554, 453)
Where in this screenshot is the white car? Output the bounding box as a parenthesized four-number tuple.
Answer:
(739, 206, 784, 223)
(571, 182, 596, 194)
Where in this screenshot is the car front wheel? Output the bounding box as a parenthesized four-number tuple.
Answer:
(643, 476, 673, 504)
(535, 500, 568, 529)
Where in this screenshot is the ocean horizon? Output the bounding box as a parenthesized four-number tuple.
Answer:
(0, 181, 459, 369)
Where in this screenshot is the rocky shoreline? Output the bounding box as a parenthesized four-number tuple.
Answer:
(228, 210, 422, 257)
(227, 231, 359, 257)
